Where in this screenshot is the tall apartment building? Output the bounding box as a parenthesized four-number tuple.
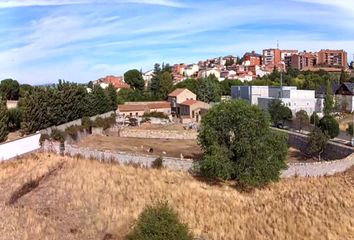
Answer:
(317, 49, 348, 68)
(263, 49, 298, 70)
(243, 51, 262, 66)
(291, 52, 317, 70)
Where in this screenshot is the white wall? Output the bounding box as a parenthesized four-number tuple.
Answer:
(0, 133, 41, 161)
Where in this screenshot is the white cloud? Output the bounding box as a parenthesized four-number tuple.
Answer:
(121, 0, 186, 8)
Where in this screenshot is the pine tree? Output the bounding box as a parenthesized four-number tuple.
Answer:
(106, 84, 118, 111)
(323, 80, 334, 116)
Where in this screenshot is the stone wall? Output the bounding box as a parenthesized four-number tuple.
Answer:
(273, 128, 354, 160)
(117, 128, 197, 140)
(41, 141, 354, 178)
(42, 141, 193, 171)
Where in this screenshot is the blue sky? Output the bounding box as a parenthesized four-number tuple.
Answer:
(0, 0, 353, 84)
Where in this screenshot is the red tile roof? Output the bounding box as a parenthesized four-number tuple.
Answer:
(118, 104, 148, 112)
(168, 88, 187, 97)
(180, 99, 199, 106)
(147, 102, 171, 109)
(97, 75, 130, 89)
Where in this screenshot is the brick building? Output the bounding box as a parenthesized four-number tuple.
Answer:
(317, 49, 348, 68)
(290, 52, 317, 70)
(243, 51, 262, 66)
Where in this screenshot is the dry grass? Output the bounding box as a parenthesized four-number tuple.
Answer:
(0, 153, 353, 240)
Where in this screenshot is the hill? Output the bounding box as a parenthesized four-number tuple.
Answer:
(0, 153, 353, 240)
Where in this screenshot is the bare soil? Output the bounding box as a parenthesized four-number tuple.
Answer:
(76, 135, 203, 159)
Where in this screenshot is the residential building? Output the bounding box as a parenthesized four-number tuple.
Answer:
(199, 68, 221, 80)
(117, 101, 171, 117)
(263, 49, 282, 69)
(179, 100, 211, 123)
(243, 51, 262, 66)
(281, 50, 298, 60)
(184, 64, 199, 77)
(232, 85, 321, 116)
(94, 75, 130, 91)
(333, 83, 354, 112)
(168, 88, 196, 115)
(6, 100, 18, 109)
(291, 52, 317, 70)
(318, 49, 348, 68)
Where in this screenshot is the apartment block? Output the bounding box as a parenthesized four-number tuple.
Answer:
(291, 52, 317, 70)
(262, 49, 281, 68)
(243, 51, 262, 66)
(318, 49, 348, 68)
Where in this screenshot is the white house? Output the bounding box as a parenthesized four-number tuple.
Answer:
(184, 64, 199, 77)
(199, 68, 221, 80)
(232, 85, 322, 116)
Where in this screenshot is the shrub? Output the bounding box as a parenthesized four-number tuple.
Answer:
(310, 112, 320, 126)
(82, 116, 93, 130)
(143, 112, 169, 119)
(318, 115, 339, 139)
(50, 129, 66, 143)
(152, 157, 163, 169)
(39, 133, 50, 146)
(126, 201, 193, 240)
(65, 125, 84, 141)
(7, 108, 22, 131)
(93, 115, 116, 130)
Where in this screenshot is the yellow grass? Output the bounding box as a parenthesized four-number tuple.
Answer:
(0, 153, 353, 240)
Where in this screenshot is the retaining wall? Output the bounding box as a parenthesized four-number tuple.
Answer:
(273, 128, 354, 160)
(117, 128, 198, 140)
(42, 141, 193, 171)
(0, 133, 41, 161)
(42, 141, 354, 178)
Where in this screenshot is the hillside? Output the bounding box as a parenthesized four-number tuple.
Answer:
(0, 153, 353, 240)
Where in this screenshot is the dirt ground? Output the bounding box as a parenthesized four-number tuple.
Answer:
(338, 113, 354, 131)
(286, 147, 316, 163)
(76, 135, 203, 159)
(138, 123, 187, 131)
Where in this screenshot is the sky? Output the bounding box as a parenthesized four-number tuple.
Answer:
(0, 0, 353, 85)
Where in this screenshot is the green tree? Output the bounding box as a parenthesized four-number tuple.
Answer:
(7, 108, 22, 131)
(89, 84, 111, 116)
(159, 71, 174, 99)
(19, 84, 33, 98)
(220, 79, 243, 96)
(174, 78, 198, 94)
(318, 115, 339, 139)
(0, 79, 20, 100)
(339, 69, 349, 83)
(294, 110, 309, 132)
(106, 83, 118, 111)
(268, 99, 292, 126)
(197, 100, 288, 187)
(150, 63, 162, 97)
(124, 69, 145, 91)
(307, 127, 329, 161)
(0, 100, 9, 142)
(310, 112, 320, 126)
(126, 201, 193, 240)
(197, 75, 221, 103)
(346, 123, 353, 136)
(323, 80, 334, 116)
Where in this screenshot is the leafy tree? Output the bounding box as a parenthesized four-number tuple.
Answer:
(124, 69, 145, 91)
(197, 100, 288, 187)
(158, 72, 174, 99)
(19, 84, 33, 98)
(294, 110, 309, 132)
(307, 127, 329, 161)
(220, 79, 243, 96)
(126, 201, 193, 240)
(0, 79, 20, 100)
(323, 80, 334, 115)
(268, 99, 292, 126)
(7, 108, 22, 131)
(318, 115, 339, 139)
(89, 84, 111, 116)
(339, 69, 349, 83)
(0, 100, 9, 142)
(310, 112, 320, 126)
(174, 78, 198, 94)
(106, 83, 118, 111)
(197, 75, 221, 103)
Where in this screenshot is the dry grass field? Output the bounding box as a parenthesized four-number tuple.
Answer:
(0, 153, 353, 240)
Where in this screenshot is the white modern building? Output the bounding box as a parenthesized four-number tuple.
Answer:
(231, 85, 323, 116)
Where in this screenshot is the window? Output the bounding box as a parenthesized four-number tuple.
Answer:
(130, 113, 132, 117)
(192, 111, 195, 118)
(136, 112, 138, 116)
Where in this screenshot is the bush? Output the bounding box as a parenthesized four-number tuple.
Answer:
(39, 133, 50, 146)
(310, 112, 320, 126)
(82, 116, 93, 130)
(50, 129, 66, 143)
(7, 108, 22, 131)
(126, 201, 193, 240)
(152, 157, 163, 169)
(143, 112, 169, 119)
(93, 115, 116, 130)
(197, 100, 288, 187)
(318, 115, 339, 139)
(65, 125, 84, 141)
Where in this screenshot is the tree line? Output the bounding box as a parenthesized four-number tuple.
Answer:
(0, 79, 117, 142)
